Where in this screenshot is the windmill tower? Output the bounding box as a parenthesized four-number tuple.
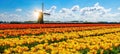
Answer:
(37, 3, 44, 23)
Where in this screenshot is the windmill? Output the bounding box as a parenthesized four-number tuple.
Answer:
(37, 3, 50, 24)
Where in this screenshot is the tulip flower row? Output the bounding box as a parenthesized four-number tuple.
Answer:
(1, 27, 120, 54)
(1, 27, 120, 47)
(3, 32, 120, 54)
(0, 26, 119, 38)
(0, 24, 119, 29)
(0, 26, 113, 37)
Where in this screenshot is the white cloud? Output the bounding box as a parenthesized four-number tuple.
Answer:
(59, 8, 72, 13)
(0, 11, 35, 22)
(71, 5, 80, 11)
(80, 3, 111, 16)
(45, 6, 57, 13)
(118, 7, 120, 10)
(51, 6, 57, 10)
(44, 2, 120, 22)
(16, 8, 22, 12)
(0, 13, 21, 21)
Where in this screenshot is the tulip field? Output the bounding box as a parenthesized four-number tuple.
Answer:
(1, 24, 120, 54)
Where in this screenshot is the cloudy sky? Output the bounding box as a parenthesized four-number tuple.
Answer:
(0, 0, 120, 22)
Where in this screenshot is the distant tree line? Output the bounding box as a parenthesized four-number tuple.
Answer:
(0, 21, 36, 24)
(0, 21, 120, 24)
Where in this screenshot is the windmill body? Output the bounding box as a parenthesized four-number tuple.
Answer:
(36, 3, 50, 24)
(37, 3, 44, 24)
(37, 12, 44, 23)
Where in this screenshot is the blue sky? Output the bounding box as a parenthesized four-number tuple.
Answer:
(0, 0, 120, 12)
(0, 0, 120, 22)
